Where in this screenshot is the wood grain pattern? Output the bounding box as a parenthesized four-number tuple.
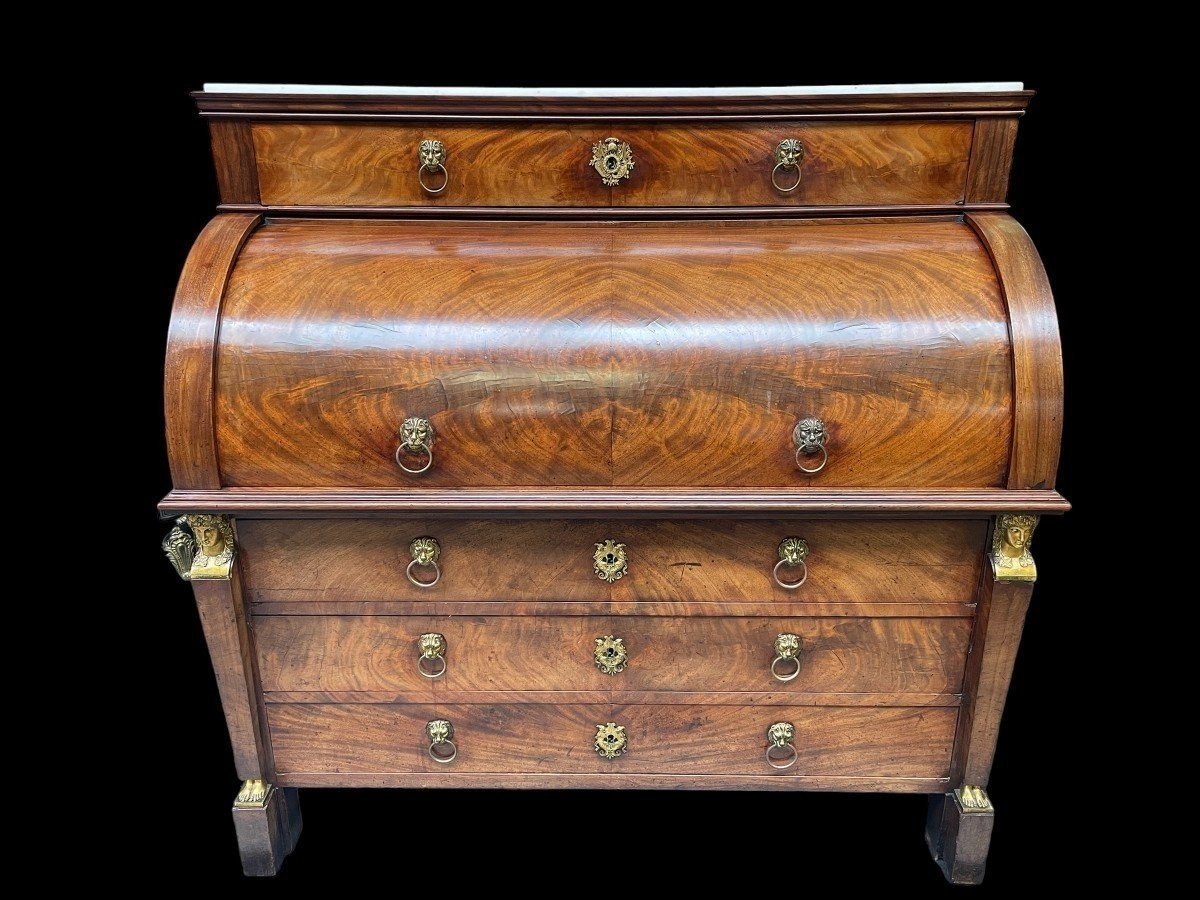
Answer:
(164, 214, 260, 489)
(951, 573, 1033, 786)
(209, 121, 260, 204)
(213, 218, 1012, 488)
(251, 121, 971, 208)
(236, 518, 987, 605)
(190, 566, 273, 779)
(268, 702, 956, 777)
(160, 487, 1071, 518)
(253, 123, 606, 207)
(965, 118, 1019, 203)
(966, 213, 1063, 490)
(254, 615, 972, 694)
(611, 122, 971, 207)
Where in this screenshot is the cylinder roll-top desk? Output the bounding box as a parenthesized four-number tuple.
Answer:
(161, 83, 1066, 883)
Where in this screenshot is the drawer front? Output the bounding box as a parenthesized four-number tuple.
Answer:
(216, 218, 1011, 489)
(256, 615, 972, 695)
(268, 702, 956, 777)
(240, 519, 986, 606)
(610, 121, 971, 207)
(250, 121, 971, 208)
(254, 123, 605, 207)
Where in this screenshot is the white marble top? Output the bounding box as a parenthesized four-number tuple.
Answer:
(202, 82, 1023, 97)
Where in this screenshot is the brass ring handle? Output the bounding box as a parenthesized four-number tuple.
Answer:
(770, 632, 802, 682)
(774, 538, 809, 590)
(418, 632, 447, 679)
(766, 722, 798, 770)
(427, 719, 457, 764)
(407, 537, 441, 589)
(793, 416, 828, 474)
(594, 635, 628, 675)
(418, 140, 448, 195)
(771, 139, 804, 193)
(594, 722, 628, 759)
(396, 416, 435, 474)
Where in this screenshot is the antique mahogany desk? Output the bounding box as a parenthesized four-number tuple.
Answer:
(160, 83, 1066, 883)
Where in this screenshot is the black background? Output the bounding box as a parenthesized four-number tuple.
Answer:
(122, 56, 1096, 890)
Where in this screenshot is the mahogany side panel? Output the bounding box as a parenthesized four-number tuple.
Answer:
(236, 518, 987, 606)
(209, 121, 260, 204)
(253, 615, 972, 694)
(164, 214, 261, 489)
(268, 702, 957, 777)
(611, 121, 971, 207)
(965, 118, 1019, 203)
(190, 564, 274, 779)
(966, 213, 1063, 490)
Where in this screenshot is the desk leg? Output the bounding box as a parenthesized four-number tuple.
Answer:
(232, 780, 303, 877)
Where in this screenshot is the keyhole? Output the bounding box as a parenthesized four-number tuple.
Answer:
(604, 553, 615, 564)
(605, 154, 619, 172)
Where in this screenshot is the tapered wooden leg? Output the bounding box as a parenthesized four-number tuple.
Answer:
(926, 786, 995, 885)
(231, 780, 302, 876)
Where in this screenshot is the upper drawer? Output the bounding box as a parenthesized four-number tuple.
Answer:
(247, 120, 973, 209)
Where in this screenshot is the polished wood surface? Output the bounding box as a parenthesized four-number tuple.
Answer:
(164, 213, 260, 489)
(951, 573, 1033, 786)
(254, 123, 605, 207)
(251, 121, 971, 208)
(237, 519, 986, 605)
(254, 615, 971, 694)
(195, 87, 1032, 118)
(214, 218, 1011, 488)
(161, 487, 1071, 518)
(190, 566, 273, 779)
(967, 213, 1063, 490)
(611, 122, 971, 207)
(169, 86, 1062, 882)
(209, 121, 260, 205)
(268, 702, 956, 777)
(965, 119, 1019, 203)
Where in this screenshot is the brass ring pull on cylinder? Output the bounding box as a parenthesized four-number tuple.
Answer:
(766, 722, 798, 770)
(771, 632, 802, 682)
(773, 538, 809, 590)
(793, 416, 828, 474)
(418, 140, 448, 194)
(407, 537, 441, 588)
(426, 719, 457, 764)
(418, 632, 447, 679)
(396, 416, 435, 474)
(771, 139, 804, 193)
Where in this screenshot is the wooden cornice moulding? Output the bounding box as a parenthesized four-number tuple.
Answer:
(194, 85, 1033, 119)
(158, 488, 1070, 519)
(222, 203, 1010, 219)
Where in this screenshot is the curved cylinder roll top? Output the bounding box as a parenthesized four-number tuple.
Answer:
(165, 214, 1060, 490)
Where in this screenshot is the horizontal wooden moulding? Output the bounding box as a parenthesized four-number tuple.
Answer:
(264, 691, 962, 707)
(159, 487, 1070, 518)
(275, 773, 949, 792)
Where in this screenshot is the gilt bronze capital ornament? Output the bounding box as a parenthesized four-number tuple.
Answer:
(990, 514, 1038, 581)
(162, 514, 235, 580)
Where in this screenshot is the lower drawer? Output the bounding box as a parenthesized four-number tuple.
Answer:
(256, 615, 971, 694)
(268, 703, 956, 779)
